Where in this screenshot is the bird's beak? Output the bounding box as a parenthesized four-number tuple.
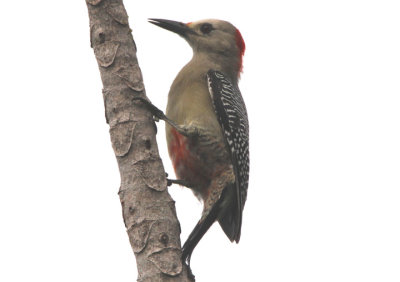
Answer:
(148, 18, 195, 37)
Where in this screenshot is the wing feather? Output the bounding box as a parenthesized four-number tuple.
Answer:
(207, 70, 249, 241)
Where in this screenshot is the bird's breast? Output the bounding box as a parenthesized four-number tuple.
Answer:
(167, 126, 230, 200)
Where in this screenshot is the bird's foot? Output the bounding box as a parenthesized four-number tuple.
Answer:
(167, 178, 194, 189)
(133, 97, 199, 138)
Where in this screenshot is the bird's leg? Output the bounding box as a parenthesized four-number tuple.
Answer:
(133, 97, 199, 138)
(165, 173, 195, 189)
(167, 178, 195, 189)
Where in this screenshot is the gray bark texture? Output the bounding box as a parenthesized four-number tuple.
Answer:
(85, 0, 193, 281)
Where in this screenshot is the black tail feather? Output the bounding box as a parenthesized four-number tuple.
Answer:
(218, 206, 241, 243)
(218, 182, 242, 243)
(182, 184, 242, 264)
(182, 199, 221, 265)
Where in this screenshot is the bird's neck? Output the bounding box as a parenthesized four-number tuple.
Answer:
(191, 51, 240, 83)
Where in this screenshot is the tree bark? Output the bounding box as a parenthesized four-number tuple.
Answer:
(85, 0, 193, 281)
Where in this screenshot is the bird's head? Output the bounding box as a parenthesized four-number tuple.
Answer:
(149, 18, 246, 75)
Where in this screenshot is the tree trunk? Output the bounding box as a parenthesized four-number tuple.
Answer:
(85, 0, 193, 281)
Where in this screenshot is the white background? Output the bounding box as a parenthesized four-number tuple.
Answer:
(1, 1, 399, 281)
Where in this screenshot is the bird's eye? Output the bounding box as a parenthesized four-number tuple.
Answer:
(200, 23, 213, 34)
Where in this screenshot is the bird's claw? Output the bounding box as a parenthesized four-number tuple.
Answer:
(133, 96, 167, 121)
(167, 178, 194, 188)
(133, 96, 194, 135)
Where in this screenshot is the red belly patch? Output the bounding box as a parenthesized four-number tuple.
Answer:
(168, 128, 209, 193)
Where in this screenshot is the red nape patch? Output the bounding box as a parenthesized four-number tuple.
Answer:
(235, 28, 246, 75)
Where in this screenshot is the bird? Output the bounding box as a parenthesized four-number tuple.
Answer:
(148, 18, 249, 266)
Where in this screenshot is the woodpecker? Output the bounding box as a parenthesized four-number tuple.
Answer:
(148, 18, 249, 265)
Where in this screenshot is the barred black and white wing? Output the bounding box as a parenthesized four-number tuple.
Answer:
(207, 70, 249, 242)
